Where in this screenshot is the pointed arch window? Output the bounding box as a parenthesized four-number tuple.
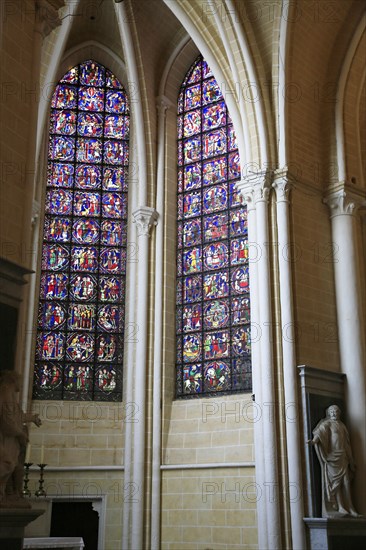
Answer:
(33, 60, 129, 401)
(176, 56, 252, 397)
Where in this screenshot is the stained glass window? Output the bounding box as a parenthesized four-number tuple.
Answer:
(33, 61, 129, 401)
(176, 56, 252, 397)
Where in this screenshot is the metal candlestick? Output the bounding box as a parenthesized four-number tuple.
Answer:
(35, 463, 47, 497)
(23, 462, 33, 497)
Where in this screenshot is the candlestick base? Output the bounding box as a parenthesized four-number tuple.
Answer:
(35, 464, 47, 498)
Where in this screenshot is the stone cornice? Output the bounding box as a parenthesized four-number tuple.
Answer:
(35, 0, 65, 38)
(132, 207, 159, 237)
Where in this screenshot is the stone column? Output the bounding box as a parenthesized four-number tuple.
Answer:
(130, 207, 158, 550)
(273, 169, 306, 548)
(237, 172, 282, 549)
(324, 185, 366, 515)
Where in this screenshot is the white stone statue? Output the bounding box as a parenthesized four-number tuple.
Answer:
(0, 370, 41, 508)
(308, 404, 360, 518)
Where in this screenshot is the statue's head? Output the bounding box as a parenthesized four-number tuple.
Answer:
(326, 404, 341, 420)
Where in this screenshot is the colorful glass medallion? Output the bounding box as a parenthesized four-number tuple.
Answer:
(71, 246, 98, 271)
(231, 266, 249, 294)
(203, 242, 228, 270)
(184, 85, 201, 110)
(183, 247, 202, 274)
(45, 217, 71, 242)
(78, 87, 104, 111)
(42, 303, 66, 330)
(73, 218, 99, 244)
(230, 238, 248, 264)
(97, 335, 118, 361)
(70, 274, 96, 301)
(66, 333, 94, 361)
(80, 61, 105, 86)
(183, 137, 201, 164)
(75, 165, 101, 188)
(184, 163, 201, 190)
(50, 136, 75, 161)
(78, 113, 103, 137)
(64, 364, 92, 391)
(46, 189, 72, 214)
(100, 248, 121, 273)
(35, 364, 62, 390)
(73, 192, 100, 216)
(68, 304, 95, 331)
(102, 192, 124, 218)
(203, 129, 226, 159)
(99, 277, 120, 302)
(202, 79, 223, 104)
(105, 90, 127, 113)
(183, 334, 201, 362)
(76, 138, 102, 163)
(182, 304, 202, 332)
(183, 275, 201, 303)
(204, 331, 229, 359)
(202, 60, 213, 78)
(228, 151, 240, 179)
(203, 185, 227, 213)
(231, 297, 250, 325)
(183, 219, 201, 247)
(96, 366, 117, 392)
(42, 273, 68, 300)
(232, 326, 251, 355)
(203, 213, 228, 241)
(48, 163, 74, 187)
(183, 364, 202, 394)
(202, 102, 226, 131)
(187, 62, 201, 84)
(204, 361, 230, 391)
(61, 67, 78, 84)
(229, 182, 243, 207)
(203, 157, 226, 185)
(101, 220, 123, 245)
(103, 167, 126, 190)
(183, 192, 201, 218)
(106, 70, 122, 88)
(183, 110, 201, 137)
(204, 300, 229, 329)
(44, 244, 69, 271)
(40, 333, 65, 360)
(98, 305, 119, 331)
(51, 85, 77, 109)
(203, 271, 229, 299)
(230, 209, 247, 236)
(228, 125, 238, 150)
(51, 111, 76, 135)
(105, 115, 129, 139)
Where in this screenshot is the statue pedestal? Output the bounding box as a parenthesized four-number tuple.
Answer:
(304, 517, 366, 550)
(0, 508, 44, 550)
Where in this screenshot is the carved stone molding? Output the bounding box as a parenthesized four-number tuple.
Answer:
(156, 94, 174, 115)
(31, 200, 41, 225)
(35, 0, 64, 38)
(132, 207, 159, 237)
(272, 167, 296, 203)
(236, 169, 272, 207)
(324, 184, 366, 218)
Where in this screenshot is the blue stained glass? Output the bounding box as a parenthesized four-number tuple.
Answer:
(105, 115, 129, 139)
(52, 85, 77, 109)
(71, 246, 98, 272)
(104, 140, 125, 165)
(45, 217, 71, 242)
(73, 192, 100, 216)
(51, 111, 76, 135)
(41, 273, 68, 300)
(80, 61, 105, 86)
(44, 244, 69, 271)
(78, 113, 103, 137)
(50, 136, 75, 161)
(66, 333, 94, 361)
(176, 55, 250, 397)
(106, 90, 128, 113)
(76, 138, 102, 163)
(75, 165, 102, 188)
(48, 163, 74, 187)
(72, 219, 100, 244)
(78, 87, 104, 111)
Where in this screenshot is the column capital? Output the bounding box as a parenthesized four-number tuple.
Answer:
(323, 184, 366, 218)
(272, 167, 297, 203)
(31, 200, 40, 225)
(35, 0, 64, 38)
(132, 207, 159, 237)
(156, 95, 174, 114)
(236, 169, 272, 208)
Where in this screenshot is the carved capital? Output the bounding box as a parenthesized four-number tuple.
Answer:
(324, 184, 366, 218)
(272, 167, 296, 203)
(156, 95, 174, 115)
(35, 0, 64, 39)
(236, 170, 272, 207)
(32, 200, 41, 225)
(132, 207, 159, 237)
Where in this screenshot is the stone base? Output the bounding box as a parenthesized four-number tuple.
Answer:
(0, 508, 45, 550)
(304, 517, 366, 550)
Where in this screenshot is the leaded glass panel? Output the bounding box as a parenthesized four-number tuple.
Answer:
(176, 56, 252, 397)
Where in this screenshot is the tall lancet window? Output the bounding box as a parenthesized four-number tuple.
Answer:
(176, 56, 251, 397)
(33, 61, 129, 402)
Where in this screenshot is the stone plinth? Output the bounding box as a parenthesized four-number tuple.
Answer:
(0, 508, 44, 550)
(304, 517, 366, 550)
